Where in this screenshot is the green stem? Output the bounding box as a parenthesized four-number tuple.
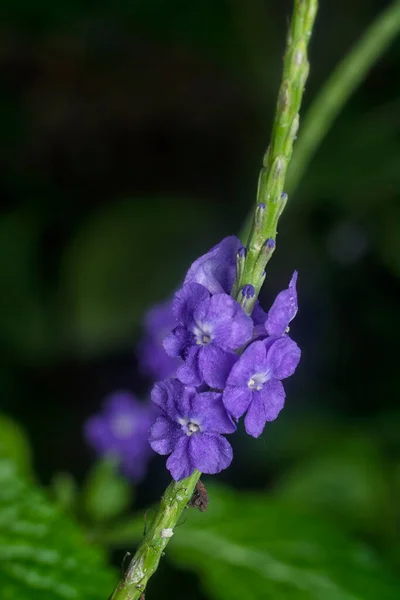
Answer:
(108, 2, 319, 598)
(239, 0, 400, 247)
(287, 0, 400, 195)
(110, 471, 200, 600)
(234, 0, 318, 306)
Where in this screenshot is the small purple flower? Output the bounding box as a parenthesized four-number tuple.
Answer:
(265, 271, 298, 336)
(223, 337, 301, 438)
(84, 392, 155, 481)
(149, 379, 235, 480)
(184, 235, 242, 295)
(164, 283, 253, 389)
(138, 300, 181, 380)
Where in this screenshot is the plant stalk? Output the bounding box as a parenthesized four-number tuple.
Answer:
(287, 0, 400, 195)
(235, 0, 318, 303)
(110, 471, 200, 600)
(108, 1, 318, 598)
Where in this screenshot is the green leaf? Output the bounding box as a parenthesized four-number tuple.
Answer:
(274, 434, 392, 537)
(83, 458, 133, 523)
(0, 413, 33, 479)
(0, 459, 116, 599)
(169, 484, 400, 600)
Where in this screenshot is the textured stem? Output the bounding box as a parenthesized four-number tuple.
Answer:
(287, 0, 400, 195)
(235, 0, 318, 304)
(239, 0, 400, 245)
(108, 3, 319, 599)
(110, 471, 200, 600)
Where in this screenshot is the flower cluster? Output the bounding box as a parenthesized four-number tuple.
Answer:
(149, 236, 301, 480)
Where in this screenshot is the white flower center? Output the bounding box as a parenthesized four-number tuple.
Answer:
(193, 322, 213, 346)
(248, 371, 271, 391)
(178, 417, 201, 436)
(111, 415, 135, 439)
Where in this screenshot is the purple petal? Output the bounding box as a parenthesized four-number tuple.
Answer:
(244, 380, 285, 438)
(173, 283, 210, 327)
(199, 345, 237, 389)
(84, 415, 113, 453)
(149, 416, 183, 455)
(265, 336, 301, 380)
(265, 271, 298, 336)
(190, 392, 236, 434)
(138, 299, 180, 380)
(184, 236, 242, 295)
(151, 379, 185, 418)
(143, 300, 176, 334)
(261, 379, 286, 421)
(223, 385, 252, 420)
(166, 436, 194, 480)
(163, 326, 192, 357)
(139, 336, 181, 380)
(243, 392, 265, 438)
(194, 294, 253, 351)
(189, 433, 233, 474)
(252, 301, 268, 327)
(176, 346, 203, 386)
(225, 341, 268, 387)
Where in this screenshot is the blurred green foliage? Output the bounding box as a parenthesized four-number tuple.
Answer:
(0, 413, 33, 479)
(169, 484, 400, 600)
(0, 459, 116, 599)
(0, 0, 400, 598)
(82, 457, 133, 522)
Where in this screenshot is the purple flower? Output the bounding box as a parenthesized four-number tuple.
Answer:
(265, 271, 298, 336)
(149, 379, 235, 480)
(184, 236, 242, 295)
(138, 300, 181, 380)
(223, 337, 301, 438)
(84, 392, 155, 481)
(164, 283, 253, 389)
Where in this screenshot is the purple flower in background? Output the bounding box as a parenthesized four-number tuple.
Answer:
(84, 392, 155, 481)
(184, 235, 242, 295)
(149, 379, 235, 480)
(265, 271, 298, 336)
(223, 336, 301, 438)
(164, 283, 253, 389)
(138, 300, 181, 380)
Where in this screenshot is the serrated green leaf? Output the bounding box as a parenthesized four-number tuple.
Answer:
(168, 484, 400, 600)
(0, 459, 116, 599)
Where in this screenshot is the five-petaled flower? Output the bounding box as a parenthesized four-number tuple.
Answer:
(223, 336, 301, 438)
(163, 282, 253, 389)
(84, 392, 155, 480)
(149, 379, 236, 480)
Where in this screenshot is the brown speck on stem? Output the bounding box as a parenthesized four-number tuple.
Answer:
(189, 479, 209, 512)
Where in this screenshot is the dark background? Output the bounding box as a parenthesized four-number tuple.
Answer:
(1, 0, 400, 597)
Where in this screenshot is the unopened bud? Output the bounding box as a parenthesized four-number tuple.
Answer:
(239, 284, 256, 311)
(255, 202, 266, 230)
